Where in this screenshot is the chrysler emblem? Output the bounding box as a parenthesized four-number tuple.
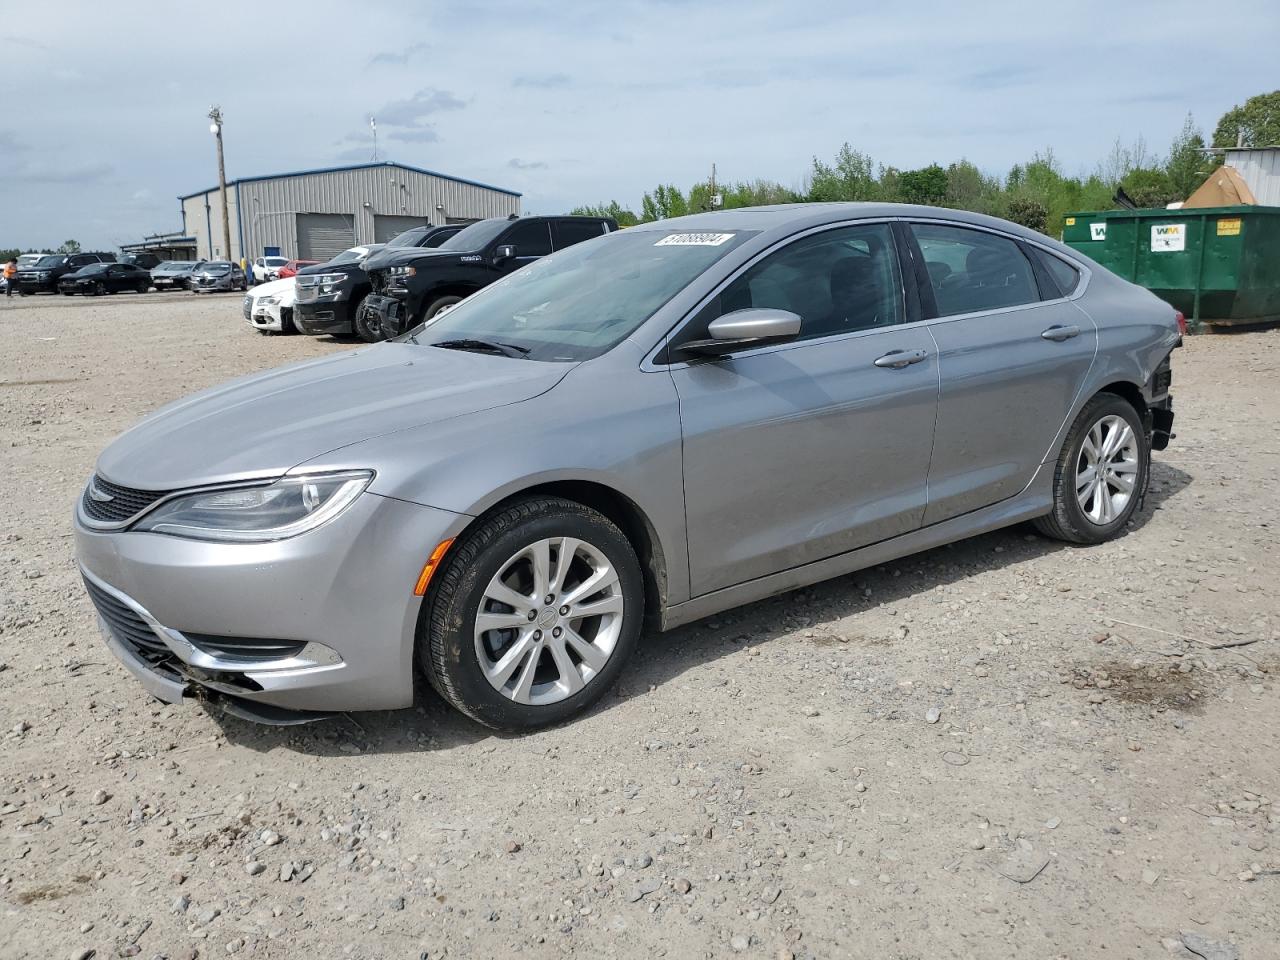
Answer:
(88, 480, 115, 503)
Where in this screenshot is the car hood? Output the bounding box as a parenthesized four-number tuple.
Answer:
(94, 344, 572, 490)
(362, 247, 461, 273)
(250, 277, 295, 299)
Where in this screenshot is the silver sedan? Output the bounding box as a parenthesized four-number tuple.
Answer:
(75, 203, 1180, 729)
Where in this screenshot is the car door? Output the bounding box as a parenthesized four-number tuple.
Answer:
(668, 221, 939, 597)
(908, 221, 1098, 525)
(494, 220, 552, 276)
(103, 264, 124, 292)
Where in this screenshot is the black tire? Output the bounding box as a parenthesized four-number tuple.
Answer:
(136, 281, 149, 294)
(1034, 393, 1148, 544)
(421, 496, 644, 731)
(353, 297, 385, 343)
(280, 307, 296, 335)
(424, 294, 462, 322)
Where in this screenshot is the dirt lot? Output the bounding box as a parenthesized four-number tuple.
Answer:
(1, 292, 1277, 960)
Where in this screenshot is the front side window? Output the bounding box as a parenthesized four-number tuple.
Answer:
(502, 220, 553, 258)
(911, 223, 1038, 317)
(682, 222, 904, 346)
(410, 228, 757, 362)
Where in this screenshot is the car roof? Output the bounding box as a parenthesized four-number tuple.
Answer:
(622, 202, 1073, 253)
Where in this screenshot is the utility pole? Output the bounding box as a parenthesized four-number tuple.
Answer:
(370, 116, 378, 162)
(208, 106, 233, 261)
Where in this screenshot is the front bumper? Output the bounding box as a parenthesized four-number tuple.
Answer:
(17, 277, 55, 294)
(75, 491, 469, 714)
(362, 294, 413, 339)
(296, 298, 355, 336)
(248, 301, 291, 332)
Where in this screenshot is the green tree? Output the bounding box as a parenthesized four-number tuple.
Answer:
(640, 184, 689, 221)
(896, 164, 949, 205)
(1005, 197, 1048, 232)
(1213, 90, 1280, 148)
(1165, 113, 1208, 199)
(945, 160, 1004, 215)
(1121, 167, 1178, 208)
(720, 179, 800, 208)
(806, 144, 879, 201)
(570, 201, 639, 226)
(58, 239, 81, 254)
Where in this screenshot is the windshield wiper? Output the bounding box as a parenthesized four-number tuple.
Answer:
(431, 338, 530, 359)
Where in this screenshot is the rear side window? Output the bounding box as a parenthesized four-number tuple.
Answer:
(688, 222, 904, 345)
(1032, 248, 1082, 297)
(911, 223, 1039, 317)
(552, 220, 607, 250)
(502, 220, 553, 258)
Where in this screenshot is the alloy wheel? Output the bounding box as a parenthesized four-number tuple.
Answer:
(474, 537, 624, 706)
(1075, 414, 1140, 525)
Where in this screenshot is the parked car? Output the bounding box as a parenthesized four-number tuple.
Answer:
(73, 203, 1180, 730)
(15, 252, 115, 295)
(294, 224, 464, 339)
(242, 276, 298, 334)
(190, 261, 247, 293)
(252, 256, 291, 284)
(16, 253, 42, 269)
(121, 252, 163, 270)
(57, 262, 153, 296)
(358, 215, 615, 343)
(150, 261, 206, 291)
(276, 259, 320, 280)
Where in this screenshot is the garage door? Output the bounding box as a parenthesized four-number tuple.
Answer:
(374, 215, 429, 244)
(296, 214, 354, 261)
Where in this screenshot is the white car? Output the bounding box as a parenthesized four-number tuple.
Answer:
(242, 276, 298, 334)
(252, 255, 290, 284)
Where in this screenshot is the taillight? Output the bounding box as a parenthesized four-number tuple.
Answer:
(1174, 311, 1187, 336)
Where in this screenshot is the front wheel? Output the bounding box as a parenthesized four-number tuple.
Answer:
(424, 294, 462, 322)
(353, 297, 384, 343)
(136, 281, 149, 294)
(1034, 394, 1148, 544)
(279, 307, 296, 335)
(421, 497, 644, 731)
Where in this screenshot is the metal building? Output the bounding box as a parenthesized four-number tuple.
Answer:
(179, 161, 521, 262)
(1218, 147, 1280, 206)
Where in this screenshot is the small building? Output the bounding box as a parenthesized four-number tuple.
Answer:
(1216, 147, 1280, 206)
(178, 161, 521, 262)
(120, 231, 199, 262)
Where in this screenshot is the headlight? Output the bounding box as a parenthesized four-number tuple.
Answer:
(299, 273, 346, 296)
(386, 265, 416, 284)
(260, 295, 280, 305)
(132, 471, 373, 542)
(37, 272, 50, 279)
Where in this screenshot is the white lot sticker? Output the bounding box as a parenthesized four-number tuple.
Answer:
(1151, 223, 1186, 252)
(654, 232, 735, 247)
(1090, 223, 1107, 241)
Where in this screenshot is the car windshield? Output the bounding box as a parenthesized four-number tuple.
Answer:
(77, 264, 109, 276)
(266, 257, 288, 267)
(154, 261, 176, 270)
(411, 228, 758, 362)
(387, 227, 428, 247)
(203, 263, 231, 275)
(326, 247, 368, 265)
(35, 255, 67, 269)
(439, 219, 510, 252)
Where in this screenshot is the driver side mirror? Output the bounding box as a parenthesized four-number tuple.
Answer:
(675, 308, 802, 358)
(493, 244, 516, 264)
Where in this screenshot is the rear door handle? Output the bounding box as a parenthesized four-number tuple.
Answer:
(874, 349, 928, 369)
(1041, 324, 1080, 342)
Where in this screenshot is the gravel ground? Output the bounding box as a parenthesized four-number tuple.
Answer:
(1, 293, 1277, 960)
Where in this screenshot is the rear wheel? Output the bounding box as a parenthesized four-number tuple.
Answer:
(421, 497, 644, 731)
(1034, 394, 1148, 544)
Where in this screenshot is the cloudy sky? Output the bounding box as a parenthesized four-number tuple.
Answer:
(2, 0, 1276, 250)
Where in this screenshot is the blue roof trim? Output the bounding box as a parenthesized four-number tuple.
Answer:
(178, 160, 522, 200)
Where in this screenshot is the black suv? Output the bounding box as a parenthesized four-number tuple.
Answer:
(16, 252, 117, 295)
(358, 215, 616, 342)
(294, 224, 464, 339)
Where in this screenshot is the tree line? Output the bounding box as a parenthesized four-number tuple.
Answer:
(1, 239, 82, 262)
(573, 90, 1280, 237)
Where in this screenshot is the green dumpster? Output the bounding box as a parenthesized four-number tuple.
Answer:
(1061, 205, 1280, 327)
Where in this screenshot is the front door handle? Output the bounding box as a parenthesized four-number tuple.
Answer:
(874, 348, 928, 369)
(1041, 324, 1081, 342)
